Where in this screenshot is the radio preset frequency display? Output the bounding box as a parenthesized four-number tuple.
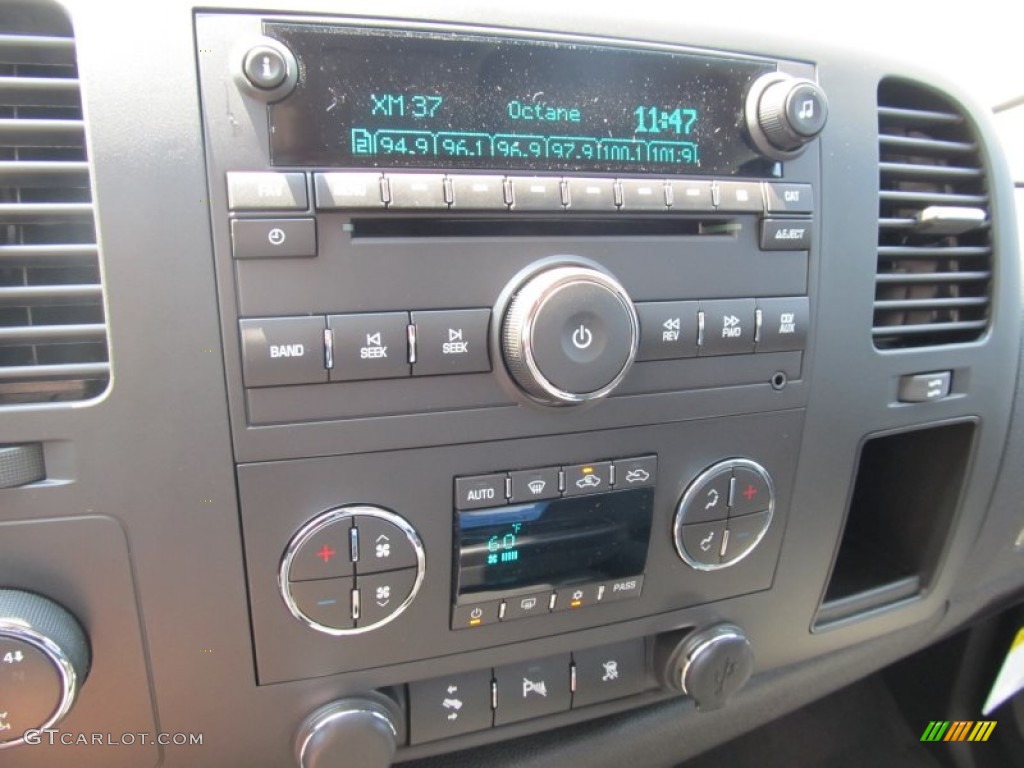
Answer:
(266, 24, 777, 175)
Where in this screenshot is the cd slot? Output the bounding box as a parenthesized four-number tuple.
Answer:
(349, 217, 737, 239)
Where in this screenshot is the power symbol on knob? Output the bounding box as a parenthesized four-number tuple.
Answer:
(571, 325, 594, 350)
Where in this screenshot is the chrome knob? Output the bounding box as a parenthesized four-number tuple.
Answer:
(0, 590, 90, 749)
(501, 263, 638, 406)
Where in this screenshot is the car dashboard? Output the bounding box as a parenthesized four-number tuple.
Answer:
(1, 2, 1023, 767)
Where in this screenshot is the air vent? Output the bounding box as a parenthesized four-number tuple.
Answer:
(0, 0, 109, 404)
(874, 78, 992, 349)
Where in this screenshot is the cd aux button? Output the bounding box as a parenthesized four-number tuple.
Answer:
(756, 296, 809, 353)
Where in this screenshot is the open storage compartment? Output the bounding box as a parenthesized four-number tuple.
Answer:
(816, 421, 975, 627)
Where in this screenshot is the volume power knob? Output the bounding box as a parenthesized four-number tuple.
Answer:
(501, 263, 638, 406)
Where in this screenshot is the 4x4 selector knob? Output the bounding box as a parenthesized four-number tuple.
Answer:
(0, 590, 90, 749)
(501, 263, 638, 406)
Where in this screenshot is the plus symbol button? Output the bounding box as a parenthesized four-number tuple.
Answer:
(316, 545, 337, 563)
(742, 484, 758, 501)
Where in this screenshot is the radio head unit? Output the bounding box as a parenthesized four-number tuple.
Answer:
(265, 24, 781, 175)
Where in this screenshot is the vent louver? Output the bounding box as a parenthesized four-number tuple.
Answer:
(0, 0, 108, 404)
(874, 78, 992, 349)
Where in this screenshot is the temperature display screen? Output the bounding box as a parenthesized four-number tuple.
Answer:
(267, 24, 776, 176)
(455, 488, 654, 596)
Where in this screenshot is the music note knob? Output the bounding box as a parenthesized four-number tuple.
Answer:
(746, 73, 829, 159)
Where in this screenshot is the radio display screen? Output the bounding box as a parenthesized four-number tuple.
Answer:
(455, 488, 654, 597)
(266, 24, 776, 176)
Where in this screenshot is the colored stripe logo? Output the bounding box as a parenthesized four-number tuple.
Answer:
(921, 721, 997, 742)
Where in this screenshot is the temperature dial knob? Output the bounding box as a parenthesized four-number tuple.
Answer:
(0, 590, 90, 749)
(501, 263, 638, 406)
(746, 73, 829, 159)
